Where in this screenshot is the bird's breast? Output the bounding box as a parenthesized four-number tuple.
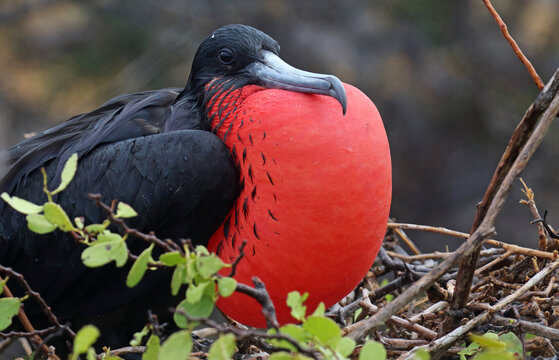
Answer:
(207, 84, 391, 327)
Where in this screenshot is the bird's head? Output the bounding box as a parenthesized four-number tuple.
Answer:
(180, 24, 347, 129)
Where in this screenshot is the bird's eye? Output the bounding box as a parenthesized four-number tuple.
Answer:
(218, 48, 236, 65)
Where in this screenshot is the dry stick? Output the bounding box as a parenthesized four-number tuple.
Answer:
(388, 222, 559, 260)
(348, 70, 559, 343)
(482, 0, 544, 90)
(519, 178, 547, 251)
(401, 259, 559, 359)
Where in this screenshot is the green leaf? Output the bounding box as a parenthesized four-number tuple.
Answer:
(268, 325, 309, 352)
(195, 245, 210, 256)
(126, 244, 154, 288)
(302, 316, 341, 347)
(43, 202, 74, 231)
(115, 202, 138, 219)
(171, 264, 184, 296)
(0, 297, 22, 331)
(287, 291, 308, 321)
(72, 325, 100, 360)
(0, 277, 7, 295)
(186, 281, 209, 303)
(142, 334, 160, 360)
(196, 254, 226, 278)
(1, 193, 42, 214)
(268, 352, 312, 360)
(160, 251, 186, 266)
(499, 332, 523, 355)
(159, 330, 192, 360)
(414, 348, 430, 360)
(470, 333, 506, 351)
(174, 286, 215, 328)
(217, 277, 237, 297)
(74, 217, 84, 230)
(26, 214, 57, 234)
(81, 239, 128, 268)
(359, 341, 386, 360)
(130, 326, 150, 347)
(311, 302, 325, 317)
(97, 231, 123, 243)
(51, 153, 78, 195)
(208, 333, 236, 360)
(85, 223, 108, 234)
(336, 337, 356, 358)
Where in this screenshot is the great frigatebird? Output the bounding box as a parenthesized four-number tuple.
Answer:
(0, 24, 391, 351)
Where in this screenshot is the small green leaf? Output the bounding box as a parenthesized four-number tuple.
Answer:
(85, 223, 108, 234)
(159, 330, 192, 360)
(26, 214, 57, 234)
(0, 297, 22, 331)
(171, 263, 187, 296)
(470, 333, 506, 351)
(302, 316, 341, 347)
(186, 281, 209, 303)
(336, 337, 356, 358)
(81, 239, 128, 268)
(115, 202, 138, 219)
(196, 254, 226, 278)
(160, 251, 186, 266)
(359, 341, 386, 360)
(174, 286, 215, 328)
(51, 153, 78, 195)
(142, 334, 160, 360)
(286, 291, 308, 321)
(311, 302, 325, 317)
(414, 348, 430, 360)
(43, 202, 74, 231)
(72, 325, 100, 360)
(130, 326, 149, 347)
(1, 193, 42, 214)
(269, 325, 309, 351)
(208, 333, 236, 360)
(268, 352, 312, 360)
(499, 332, 523, 355)
(86, 347, 97, 360)
(195, 245, 210, 256)
(74, 217, 84, 230)
(0, 277, 7, 295)
(126, 244, 154, 288)
(97, 231, 123, 243)
(217, 277, 237, 297)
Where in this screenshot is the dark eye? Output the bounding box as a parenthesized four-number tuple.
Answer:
(218, 48, 236, 65)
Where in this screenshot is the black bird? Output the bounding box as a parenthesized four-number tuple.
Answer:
(0, 24, 348, 352)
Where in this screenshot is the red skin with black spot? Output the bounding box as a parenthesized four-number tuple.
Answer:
(208, 83, 391, 327)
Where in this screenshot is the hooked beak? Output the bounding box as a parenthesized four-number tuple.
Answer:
(245, 51, 347, 115)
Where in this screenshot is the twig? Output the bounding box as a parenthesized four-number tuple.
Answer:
(96, 346, 145, 359)
(481, 0, 544, 90)
(227, 240, 247, 278)
(234, 277, 278, 329)
(492, 315, 559, 340)
(402, 259, 559, 358)
(87, 193, 181, 254)
(387, 222, 559, 260)
(392, 228, 421, 255)
(519, 178, 548, 250)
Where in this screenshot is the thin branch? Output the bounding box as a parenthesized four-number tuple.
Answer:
(481, 0, 544, 90)
(234, 277, 278, 329)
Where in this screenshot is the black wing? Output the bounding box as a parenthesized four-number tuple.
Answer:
(0, 88, 182, 193)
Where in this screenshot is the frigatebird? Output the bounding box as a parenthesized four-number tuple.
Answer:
(0, 24, 391, 351)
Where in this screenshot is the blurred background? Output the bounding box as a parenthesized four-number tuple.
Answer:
(1, 0, 559, 251)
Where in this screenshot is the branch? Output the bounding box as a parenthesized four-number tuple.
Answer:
(234, 277, 278, 329)
(482, 0, 544, 90)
